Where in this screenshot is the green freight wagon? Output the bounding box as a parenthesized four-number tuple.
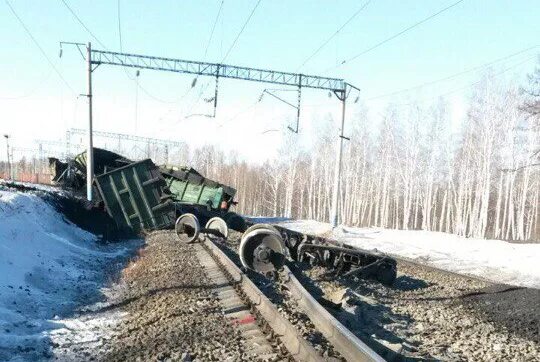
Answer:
(160, 166, 236, 209)
(94, 159, 176, 234)
(50, 148, 132, 190)
(160, 166, 246, 231)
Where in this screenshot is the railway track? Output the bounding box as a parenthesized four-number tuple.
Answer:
(202, 236, 384, 362)
(217, 225, 539, 362)
(51, 222, 538, 361)
(201, 237, 326, 361)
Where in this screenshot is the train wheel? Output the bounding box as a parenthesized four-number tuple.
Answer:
(175, 213, 200, 243)
(243, 223, 281, 237)
(239, 224, 285, 273)
(205, 217, 229, 239)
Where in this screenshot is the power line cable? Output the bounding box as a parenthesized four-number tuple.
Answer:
(325, 0, 466, 73)
(366, 45, 540, 101)
(117, 0, 123, 51)
(204, 0, 224, 59)
(438, 54, 538, 98)
(296, 0, 371, 71)
(115, 0, 142, 127)
(187, 0, 226, 112)
(187, 0, 259, 118)
(221, 0, 262, 63)
(5, 0, 76, 95)
(61, 0, 182, 104)
(217, 96, 262, 128)
(392, 54, 538, 107)
(116, 0, 179, 104)
(60, 0, 107, 49)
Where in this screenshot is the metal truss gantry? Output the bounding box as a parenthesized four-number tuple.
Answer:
(67, 128, 185, 163)
(66, 128, 185, 148)
(92, 49, 347, 92)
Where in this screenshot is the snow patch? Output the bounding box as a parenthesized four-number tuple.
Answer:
(48, 309, 127, 360)
(0, 189, 138, 360)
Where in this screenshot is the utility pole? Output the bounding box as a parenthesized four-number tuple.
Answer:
(3, 134, 10, 180)
(9, 149, 14, 180)
(38, 143, 43, 174)
(330, 85, 349, 228)
(86, 42, 94, 201)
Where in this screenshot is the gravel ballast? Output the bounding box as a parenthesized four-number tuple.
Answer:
(52, 231, 280, 361)
(302, 261, 540, 361)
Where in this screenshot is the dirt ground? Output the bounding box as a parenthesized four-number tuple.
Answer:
(51, 231, 275, 361)
(302, 262, 540, 361)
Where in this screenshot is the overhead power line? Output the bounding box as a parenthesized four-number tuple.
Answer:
(5, 0, 76, 94)
(117, 0, 123, 51)
(367, 45, 540, 101)
(297, 0, 371, 71)
(325, 0, 466, 73)
(61, 0, 181, 104)
(438, 54, 539, 98)
(221, 0, 262, 63)
(390, 54, 539, 107)
(0, 69, 53, 99)
(116, 0, 137, 84)
(217, 97, 262, 128)
(60, 0, 107, 49)
(188, 0, 226, 114)
(204, 0, 225, 59)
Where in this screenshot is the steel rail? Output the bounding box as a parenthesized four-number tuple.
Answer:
(202, 235, 384, 361)
(281, 265, 385, 362)
(201, 238, 324, 362)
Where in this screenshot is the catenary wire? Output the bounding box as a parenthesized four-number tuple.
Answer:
(117, 0, 123, 51)
(204, 0, 225, 59)
(324, 0, 466, 73)
(221, 0, 262, 63)
(188, 0, 261, 118)
(61, 0, 182, 104)
(388, 54, 539, 107)
(0, 68, 54, 99)
(186, 0, 227, 115)
(296, 0, 371, 71)
(5, 0, 76, 95)
(366, 45, 540, 101)
(60, 0, 108, 49)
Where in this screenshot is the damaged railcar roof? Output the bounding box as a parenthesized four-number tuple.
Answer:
(159, 165, 237, 197)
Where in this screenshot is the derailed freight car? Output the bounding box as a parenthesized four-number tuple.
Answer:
(160, 165, 246, 232)
(93, 159, 176, 234)
(91, 158, 246, 238)
(55, 148, 396, 285)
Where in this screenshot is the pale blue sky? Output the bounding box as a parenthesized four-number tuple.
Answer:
(1, 0, 539, 162)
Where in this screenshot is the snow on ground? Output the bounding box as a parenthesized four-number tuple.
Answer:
(247, 217, 540, 289)
(0, 189, 139, 361)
